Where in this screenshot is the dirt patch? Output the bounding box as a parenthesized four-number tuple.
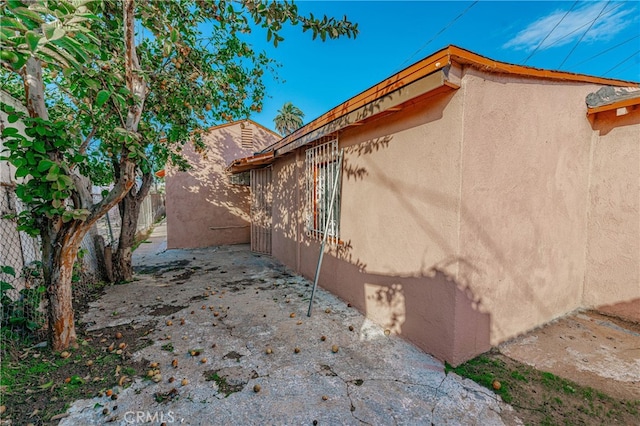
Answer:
(220, 279, 263, 293)
(500, 310, 640, 401)
(222, 351, 243, 361)
(203, 367, 258, 397)
(448, 351, 640, 425)
(0, 324, 153, 425)
(134, 259, 191, 275)
(148, 305, 187, 317)
(170, 269, 196, 283)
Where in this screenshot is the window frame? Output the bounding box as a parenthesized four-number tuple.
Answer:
(305, 138, 341, 242)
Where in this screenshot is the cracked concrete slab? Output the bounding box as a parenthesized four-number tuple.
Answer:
(60, 222, 517, 425)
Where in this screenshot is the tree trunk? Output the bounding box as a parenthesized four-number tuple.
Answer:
(41, 225, 88, 350)
(112, 171, 153, 282)
(110, 0, 148, 283)
(112, 191, 141, 282)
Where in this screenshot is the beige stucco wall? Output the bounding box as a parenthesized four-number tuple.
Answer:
(583, 107, 640, 307)
(457, 69, 601, 346)
(265, 68, 639, 365)
(166, 122, 278, 249)
(270, 90, 491, 364)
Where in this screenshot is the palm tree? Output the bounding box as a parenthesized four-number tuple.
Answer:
(274, 102, 305, 136)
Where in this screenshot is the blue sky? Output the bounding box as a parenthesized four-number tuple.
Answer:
(244, 1, 640, 133)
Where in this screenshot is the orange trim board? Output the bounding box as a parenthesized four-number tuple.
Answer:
(228, 45, 639, 173)
(587, 97, 640, 116)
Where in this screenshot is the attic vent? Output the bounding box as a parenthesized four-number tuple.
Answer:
(241, 124, 253, 149)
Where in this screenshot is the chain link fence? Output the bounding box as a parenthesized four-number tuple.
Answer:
(0, 183, 106, 343)
(95, 190, 166, 248)
(1, 180, 165, 346)
(0, 182, 45, 341)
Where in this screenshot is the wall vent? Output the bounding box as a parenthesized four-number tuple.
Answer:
(241, 123, 253, 149)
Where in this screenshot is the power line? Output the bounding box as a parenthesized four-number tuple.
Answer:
(523, 0, 579, 65)
(558, 0, 610, 68)
(607, 60, 640, 79)
(571, 34, 639, 67)
(394, 1, 479, 72)
(543, 2, 624, 50)
(602, 49, 640, 77)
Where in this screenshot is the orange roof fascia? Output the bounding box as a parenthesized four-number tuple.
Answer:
(267, 48, 453, 154)
(264, 45, 638, 157)
(587, 96, 640, 116)
(446, 46, 638, 88)
(227, 151, 274, 173)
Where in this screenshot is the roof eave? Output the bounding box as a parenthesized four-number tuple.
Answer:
(228, 45, 640, 174)
(587, 96, 640, 116)
(227, 151, 275, 174)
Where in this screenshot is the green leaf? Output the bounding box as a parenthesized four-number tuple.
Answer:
(15, 166, 30, 178)
(25, 31, 41, 53)
(170, 28, 178, 43)
(33, 140, 46, 153)
(11, 7, 44, 26)
(37, 159, 55, 173)
(84, 78, 100, 90)
(58, 174, 73, 187)
(11, 157, 26, 168)
(0, 16, 27, 31)
(95, 89, 110, 107)
(47, 26, 66, 42)
(7, 114, 20, 123)
(2, 127, 19, 136)
(0, 282, 14, 292)
(1, 265, 16, 276)
(0, 50, 21, 65)
(61, 211, 73, 223)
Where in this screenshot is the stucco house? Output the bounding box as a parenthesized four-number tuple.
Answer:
(228, 45, 639, 366)
(166, 120, 279, 249)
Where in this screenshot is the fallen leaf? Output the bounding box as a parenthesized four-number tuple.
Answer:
(50, 413, 69, 421)
(118, 375, 128, 387)
(38, 380, 54, 390)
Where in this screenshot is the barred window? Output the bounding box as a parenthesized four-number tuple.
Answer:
(305, 138, 341, 240)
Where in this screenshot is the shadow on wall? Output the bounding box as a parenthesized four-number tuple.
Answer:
(272, 159, 301, 244)
(167, 124, 277, 248)
(349, 126, 563, 343)
(327, 243, 491, 365)
(179, 128, 250, 217)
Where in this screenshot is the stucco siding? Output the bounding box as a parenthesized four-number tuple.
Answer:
(166, 122, 278, 249)
(584, 108, 640, 307)
(271, 154, 302, 267)
(457, 69, 599, 345)
(270, 90, 482, 363)
(260, 67, 639, 365)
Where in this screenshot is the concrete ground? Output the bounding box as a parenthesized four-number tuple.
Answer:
(60, 221, 517, 425)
